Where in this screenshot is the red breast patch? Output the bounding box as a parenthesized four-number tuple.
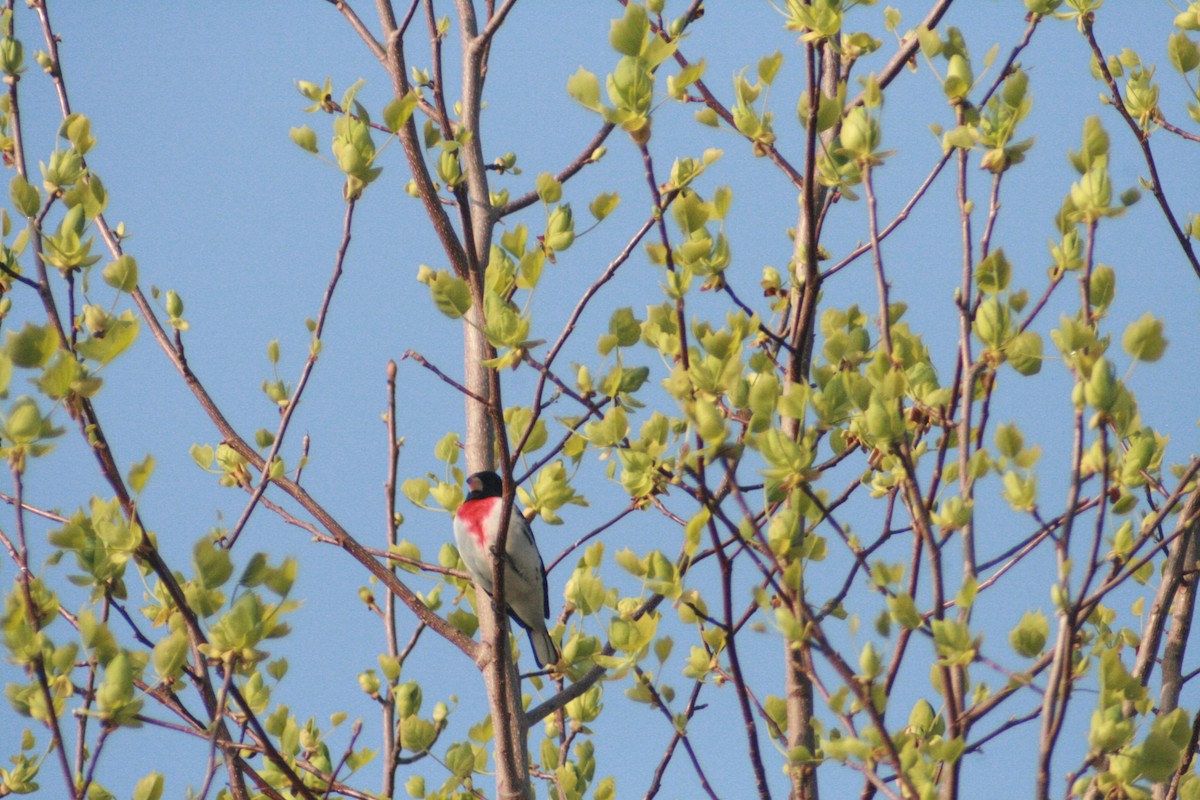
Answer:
(456, 497, 498, 547)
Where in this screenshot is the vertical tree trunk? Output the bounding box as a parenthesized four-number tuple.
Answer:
(1143, 491, 1200, 800)
(783, 39, 840, 800)
(1134, 490, 1200, 688)
(463, 317, 495, 471)
(475, 592, 532, 799)
(377, 0, 530, 793)
(454, 7, 530, 796)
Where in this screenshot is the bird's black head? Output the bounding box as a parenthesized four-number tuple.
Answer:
(465, 471, 503, 501)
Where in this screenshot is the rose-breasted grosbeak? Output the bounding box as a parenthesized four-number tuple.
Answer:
(453, 470, 558, 667)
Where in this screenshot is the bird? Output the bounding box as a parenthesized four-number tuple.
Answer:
(453, 470, 559, 668)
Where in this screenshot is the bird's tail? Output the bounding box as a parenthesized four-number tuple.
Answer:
(527, 625, 559, 668)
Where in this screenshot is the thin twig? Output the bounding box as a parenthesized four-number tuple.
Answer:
(402, 349, 490, 405)
(844, 0, 955, 109)
(498, 122, 616, 217)
(545, 504, 637, 574)
(1159, 116, 1200, 143)
(0, 491, 67, 523)
(325, 0, 388, 63)
(226, 199, 359, 550)
(632, 667, 719, 800)
(1082, 18, 1200, 281)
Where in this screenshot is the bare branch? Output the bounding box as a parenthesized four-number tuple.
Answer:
(226, 199, 358, 550)
(844, 0, 955, 109)
(325, 0, 387, 63)
(498, 122, 616, 217)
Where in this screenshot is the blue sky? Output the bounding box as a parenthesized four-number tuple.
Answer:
(2, 2, 1199, 798)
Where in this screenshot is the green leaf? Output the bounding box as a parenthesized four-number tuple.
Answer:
(565, 570, 605, 615)
(917, 26, 942, 59)
(605, 57, 654, 129)
(517, 249, 544, 289)
(864, 396, 902, 443)
(434, 431, 460, 464)
(97, 650, 142, 726)
(500, 225, 527, 257)
(994, 422, 1024, 459)
(972, 298, 1010, 349)
(265, 557, 297, 596)
(35, 351, 79, 399)
(1137, 727, 1185, 782)
(931, 619, 976, 666)
(483, 292, 530, 349)
(608, 307, 641, 348)
(190, 443, 214, 470)
(668, 59, 706, 99)
(887, 593, 921, 630)
(405, 775, 426, 798)
(1122, 312, 1167, 362)
(127, 454, 155, 494)
(1169, 32, 1200, 73)
(567, 67, 603, 112)
(1005, 330, 1043, 376)
(694, 399, 726, 447)
(535, 172, 562, 204)
(941, 125, 974, 152)
(609, 3, 648, 56)
(671, 190, 709, 234)
(295, 79, 323, 102)
(6, 323, 58, 368)
(102, 254, 138, 292)
(60, 113, 96, 154)
(436, 150, 462, 187)
(705, 187, 731, 223)
(383, 91, 419, 132)
(77, 312, 139, 365)
(0, 37, 26, 76)
(545, 204, 575, 252)
(642, 31, 677, 69)
(193, 538, 233, 588)
(695, 107, 719, 127)
(10, 175, 39, 217)
(858, 641, 881, 680)
(757, 51, 783, 85)
(589, 192, 621, 221)
(400, 716, 435, 752)
(0, 350, 13, 396)
(944, 55, 973, 101)
(584, 405, 628, 447)
(1071, 116, 1110, 173)
(402, 478, 431, 505)
(975, 248, 1011, 294)
(1001, 470, 1037, 511)
(1088, 264, 1115, 310)
(615, 548, 644, 577)
(428, 271, 472, 319)
(289, 125, 318, 154)
(152, 633, 188, 681)
(448, 742, 482, 778)
(1008, 610, 1048, 657)
(840, 107, 880, 158)
(1025, 0, 1063, 13)
(394, 681, 423, 717)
